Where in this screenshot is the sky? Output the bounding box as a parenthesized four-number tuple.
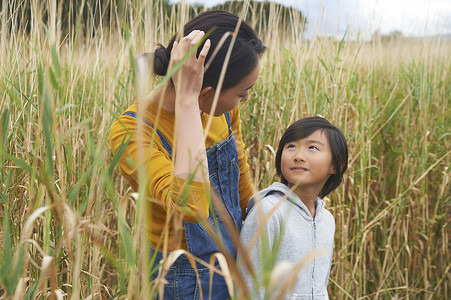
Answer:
(171, 0, 451, 39)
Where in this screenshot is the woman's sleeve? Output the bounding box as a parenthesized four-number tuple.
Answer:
(230, 107, 257, 217)
(108, 115, 210, 222)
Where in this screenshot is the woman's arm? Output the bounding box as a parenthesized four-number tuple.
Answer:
(109, 31, 212, 223)
(171, 30, 211, 182)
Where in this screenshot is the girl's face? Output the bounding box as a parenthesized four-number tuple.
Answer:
(199, 62, 260, 116)
(281, 129, 335, 195)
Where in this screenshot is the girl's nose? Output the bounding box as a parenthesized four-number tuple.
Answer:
(294, 150, 305, 162)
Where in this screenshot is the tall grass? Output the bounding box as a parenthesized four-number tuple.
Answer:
(0, 0, 449, 299)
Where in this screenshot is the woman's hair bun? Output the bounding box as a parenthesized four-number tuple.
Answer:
(153, 45, 170, 76)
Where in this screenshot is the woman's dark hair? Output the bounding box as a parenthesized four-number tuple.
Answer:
(275, 117, 349, 198)
(153, 10, 266, 90)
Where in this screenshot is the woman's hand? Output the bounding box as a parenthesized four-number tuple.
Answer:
(170, 30, 211, 105)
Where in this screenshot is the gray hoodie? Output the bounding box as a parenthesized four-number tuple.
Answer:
(238, 182, 335, 300)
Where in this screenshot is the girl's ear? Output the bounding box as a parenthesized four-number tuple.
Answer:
(329, 164, 336, 175)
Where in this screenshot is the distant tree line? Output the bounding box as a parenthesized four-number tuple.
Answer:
(4, 1, 130, 38)
(190, 1, 307, 34)
(5, 0, 306, 38)
(372, 30, 412, 42)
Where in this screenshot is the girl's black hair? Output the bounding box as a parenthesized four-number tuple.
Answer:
(275, 117, 349, 198)
(153, 10, 266, 89)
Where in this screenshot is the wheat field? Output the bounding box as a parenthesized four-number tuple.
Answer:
(0, 0, 449, 299)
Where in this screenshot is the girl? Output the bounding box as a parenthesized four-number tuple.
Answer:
(238, 117, 348, 299)
(109, 10, 266, 299)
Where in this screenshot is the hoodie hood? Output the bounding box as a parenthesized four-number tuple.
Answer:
(246, 182, 325, 220)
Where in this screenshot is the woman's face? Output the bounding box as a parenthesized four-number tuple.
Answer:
(199, 62, 260, 116)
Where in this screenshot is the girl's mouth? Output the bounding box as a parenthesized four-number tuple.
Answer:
(291, 166, 308, 171)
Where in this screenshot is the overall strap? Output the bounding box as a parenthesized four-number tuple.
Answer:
(224, 112, 232, 132)
(122, 111, 173, 156)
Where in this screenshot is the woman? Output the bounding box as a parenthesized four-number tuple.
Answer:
(109, 10, 266, 299)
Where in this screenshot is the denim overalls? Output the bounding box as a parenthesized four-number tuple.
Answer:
(124, 111, 242, 299)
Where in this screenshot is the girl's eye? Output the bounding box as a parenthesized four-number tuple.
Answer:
(286, 144, 296, 149)
(309, 145, 319, 151)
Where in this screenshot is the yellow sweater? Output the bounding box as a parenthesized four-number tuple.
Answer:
(109, 101, 256, 250)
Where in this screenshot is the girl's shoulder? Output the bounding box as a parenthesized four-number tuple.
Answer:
(321, 207, 335, 222)
(247, 183, 291, 213)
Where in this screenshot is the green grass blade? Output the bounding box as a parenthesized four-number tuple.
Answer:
(0, 208, 13, 284)
(108, 129, 135, 177)
(51, 43, 61, 77)
(42, 90, 54, 177)
(119, 215, 136, 267)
